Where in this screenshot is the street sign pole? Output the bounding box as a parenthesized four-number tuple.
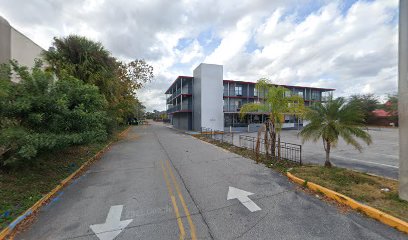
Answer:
(399, 0, 408, 200)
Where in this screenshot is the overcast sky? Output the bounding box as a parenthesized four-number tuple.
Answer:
(0, 0, 398, 111)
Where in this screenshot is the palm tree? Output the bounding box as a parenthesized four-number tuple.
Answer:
(300, 97, 372, 167)
(240, 78, 305, 162)
(43, 35, 120, 105)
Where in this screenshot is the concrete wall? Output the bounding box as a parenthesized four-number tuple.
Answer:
(282, 123, 295, 128)
(0, 16, 44, 81)
(193, 63, 224, 131)
(0, 16, 11, 64)
(172, 113, 190, 130)
(192, 67, 202, 131)
(399, 0, 408, 201)
(10, 28, 43, 70)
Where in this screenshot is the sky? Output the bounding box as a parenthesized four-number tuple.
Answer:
(0, 0, 399, 111)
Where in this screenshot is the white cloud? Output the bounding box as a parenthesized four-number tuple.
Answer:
(220, 0, 398, 97)
(0, 0, 399, 111)
(205, 15, 255, 65)
(179, 40, 204, 63)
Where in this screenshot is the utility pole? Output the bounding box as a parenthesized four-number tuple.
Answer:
(399, 0, 408, 200)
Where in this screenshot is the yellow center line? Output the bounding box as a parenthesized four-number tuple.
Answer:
(165, 159, 197, 240)
(160, 160, 186, 240)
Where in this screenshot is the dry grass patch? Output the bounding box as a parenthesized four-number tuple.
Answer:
(290, 165, 408, 222)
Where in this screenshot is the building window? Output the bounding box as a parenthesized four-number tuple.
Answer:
(223, 84, 228, 96)
(235, 85, 242, 96)
(311, 90, 320, 100)
(235, 99, 242, 110)
(223, 99, 228, 111)
(254, 87, 258, 97)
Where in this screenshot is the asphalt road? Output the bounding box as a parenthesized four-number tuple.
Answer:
(16, 123, 406, 240)
(235, 128, 399, 179)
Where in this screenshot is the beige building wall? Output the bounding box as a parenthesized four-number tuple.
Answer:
(10, 28, 44, 69)
(0, 16, 44, 81)
(0, 16, 11, 64)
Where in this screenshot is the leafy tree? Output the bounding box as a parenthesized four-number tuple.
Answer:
(43, 35, 153, 126)
(384, 94, 398, 112)
(117, 59, 154, 91)
(145, 112, 155, 119)
(134, 99, 146, 119)
(240, 78, 305, 162)
(300, 97, 372, 167)
(0, 63, 13, 159)
(44, 35, 120, 102)
(348, 94, 380, 124)
(381, 94, 398, 126)
(382, 94, 398, 120)
(115, 60, 151, 123)
(0, 61, 108, 168)
(160, 113, 168, 120)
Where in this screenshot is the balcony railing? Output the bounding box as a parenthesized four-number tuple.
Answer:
(224, 106, 242, 112)
(167, 103, 192, 113)
(166, 88, 192, 103)
(167, 105, 181, 113)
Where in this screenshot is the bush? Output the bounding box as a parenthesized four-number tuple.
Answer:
(43, 35, 152, 126)
(0, 61, 108, 168)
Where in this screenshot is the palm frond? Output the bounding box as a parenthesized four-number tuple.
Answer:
(300, 97, 372, 154)
(239, 103, 265, 119)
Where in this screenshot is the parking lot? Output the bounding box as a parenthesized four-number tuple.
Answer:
(234, 127, 399, 179)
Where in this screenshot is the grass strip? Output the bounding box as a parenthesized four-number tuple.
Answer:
(290, 165, 408, 222)
(0, 125, 129, 231)
(194, 135, 298, 173)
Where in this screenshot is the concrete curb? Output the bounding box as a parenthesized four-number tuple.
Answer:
(0, 127, 132, 240)
(286, 172, 408, 234)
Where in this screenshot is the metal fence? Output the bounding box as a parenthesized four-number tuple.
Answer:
(239, 135, 302, 164)
(200, 127, 234, 144)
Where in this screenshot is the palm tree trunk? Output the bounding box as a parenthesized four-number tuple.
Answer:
(269, 119, 276, 159)
(324, 140, 332, 167)
(264, 125, 269, 159)
(255, 126, 263, 163)
(255, 137, 260, 163)
(277, 133, 281, 161)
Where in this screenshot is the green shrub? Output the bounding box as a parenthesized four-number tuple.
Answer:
(0, 61, 108, 168)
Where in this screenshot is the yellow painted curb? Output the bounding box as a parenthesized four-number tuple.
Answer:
(287, 172, 408, 234)
(0, 127, 131, 240)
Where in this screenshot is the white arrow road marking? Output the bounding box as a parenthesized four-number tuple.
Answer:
(227, 186, 261, 212)
(90, 205, 133, 240)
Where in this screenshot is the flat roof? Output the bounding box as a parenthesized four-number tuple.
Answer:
(164, 76, 193, 94)
(165, 76, 335, 93)
(223, 80, 335, 91)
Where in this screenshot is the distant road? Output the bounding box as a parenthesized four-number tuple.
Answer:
(235, 127, 399, 179)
